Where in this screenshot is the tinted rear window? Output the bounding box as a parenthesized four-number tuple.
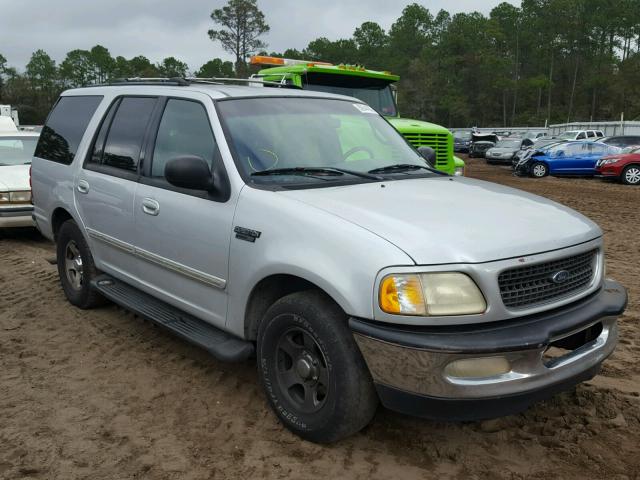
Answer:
(35, 96, 103, 165)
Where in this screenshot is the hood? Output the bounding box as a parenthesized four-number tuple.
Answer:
(0, 164, 31, 191)
(279, 177, 601, 265)
(387, 117, 451, 135)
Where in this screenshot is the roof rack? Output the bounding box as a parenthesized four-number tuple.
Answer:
(100, 76, 299, 89)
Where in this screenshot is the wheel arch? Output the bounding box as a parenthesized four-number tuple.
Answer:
(51, 207, 75, 241)
(243, 273, 346, 341)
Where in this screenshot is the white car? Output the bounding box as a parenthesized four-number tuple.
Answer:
(555, 130, 604, 141)
(0, 128, 39, 228)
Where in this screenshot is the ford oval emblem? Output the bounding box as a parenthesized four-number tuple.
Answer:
(550, 270, 570, 284)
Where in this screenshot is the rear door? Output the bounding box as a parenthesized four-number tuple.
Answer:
(75, 96, 158, 281)
(133, 95, 234, 328)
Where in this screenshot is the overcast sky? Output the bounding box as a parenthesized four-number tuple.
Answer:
(1, 0, 519, 71)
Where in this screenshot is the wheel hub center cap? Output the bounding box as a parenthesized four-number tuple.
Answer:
(295, 358, 312, 379)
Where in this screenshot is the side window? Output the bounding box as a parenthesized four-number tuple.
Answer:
(35, 96, 103, 164)
(151, 99, 216, 178)
(87, 98, 120, 166)
(586, 131, 596, 138)
(90, 97, 157, 172)
(576, 132, 587, 140)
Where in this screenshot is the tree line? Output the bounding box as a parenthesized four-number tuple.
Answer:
(1, 0, 640, 128)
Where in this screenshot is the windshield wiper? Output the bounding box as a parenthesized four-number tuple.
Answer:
(367, 163, 433, 174)
(251, 167, 380, 180)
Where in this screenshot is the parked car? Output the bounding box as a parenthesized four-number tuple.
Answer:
(523, 131, 547, 141)
(0, 129, 39, 228)
(512, 139, 566, 169)
(469, 132, 499, 158)
(599, 135, 640, 149)
(596, 146, 640, 185)
(32, 81, 627, 443)
(554, 130, 604, 141)
(485, 138, 534, 164)
(515, 141, 619, 178)
(452, 130, 472, 153)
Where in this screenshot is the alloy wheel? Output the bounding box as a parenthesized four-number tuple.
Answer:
(533, 164, 547, 177)
(64, 240, 84, 290)
(625, 167, 640, 185)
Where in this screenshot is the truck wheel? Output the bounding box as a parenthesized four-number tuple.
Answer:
(56, 220, 105, 309)
(622, 165, 640, 185)
(257, 290, 378, 443)
(531, 162, 548, 178)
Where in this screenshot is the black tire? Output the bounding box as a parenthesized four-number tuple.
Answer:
(56, 220, 105, 309)
(257, 290, 378, 443)
(621, 164, 640, 185)
(531, 161, 549, 178)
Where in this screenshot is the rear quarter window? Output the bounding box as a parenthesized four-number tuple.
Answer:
(35, 95, 103, 165)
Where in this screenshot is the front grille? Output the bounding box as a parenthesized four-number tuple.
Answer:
(498, 249, 597, 309)
(402, 133, 450, 167)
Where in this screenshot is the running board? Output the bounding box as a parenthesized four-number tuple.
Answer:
(91, 274, 254, 362)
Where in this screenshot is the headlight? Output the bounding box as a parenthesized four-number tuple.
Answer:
(379, 273, 486, 316)
(454, 167, 465, 176)
(599, 158, 620, 166)
(0, 191, 32, 204)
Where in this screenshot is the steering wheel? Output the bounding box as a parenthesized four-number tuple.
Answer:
(343, 146, 375, 161)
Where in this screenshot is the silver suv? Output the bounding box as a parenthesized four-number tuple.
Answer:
(32, 80, 627, 443)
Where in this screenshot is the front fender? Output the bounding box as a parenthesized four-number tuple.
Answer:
(225, 186, 414, 338)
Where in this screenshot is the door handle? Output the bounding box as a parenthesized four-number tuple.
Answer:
(142, 198, 160, 216)
(77, 180, 89, 194)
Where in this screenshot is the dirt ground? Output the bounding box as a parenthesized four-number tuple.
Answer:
(1, 158, 638, 480)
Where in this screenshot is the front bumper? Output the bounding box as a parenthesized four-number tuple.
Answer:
(351, 280, 627, 421)
(486, 155, 514, 163)
(0, 205, 35, 228)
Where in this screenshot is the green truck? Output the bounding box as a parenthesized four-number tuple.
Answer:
(250, 56, 465, 176)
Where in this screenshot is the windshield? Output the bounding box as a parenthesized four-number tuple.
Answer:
(217, 97, 428, 187)
(453, 131, 472, 140)
(303, 83, 397, 117)
(0, 137, 39, 165)
(495, 139, 521, 148)
(557, 131, 579, 140)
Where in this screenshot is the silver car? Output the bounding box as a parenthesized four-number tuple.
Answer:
(32, 80, 627, 443)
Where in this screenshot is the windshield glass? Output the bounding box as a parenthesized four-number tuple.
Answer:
(218, 97, 428, 187)
(453, 131, 472, 140)
(557, 131, 579, 140)
(0, 137, 39, 165)
(495, 139, 521, 148)
(303, 84, 397, 117)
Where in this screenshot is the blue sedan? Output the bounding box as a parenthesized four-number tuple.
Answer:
(519, 141, 620, 178)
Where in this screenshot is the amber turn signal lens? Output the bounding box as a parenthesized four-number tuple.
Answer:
(379, 275, 426, 316)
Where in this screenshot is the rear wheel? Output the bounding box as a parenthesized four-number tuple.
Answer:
(56, 220, 105, 309)
(257, 290, 378, 443)
(531, 162, 549, 178)
(622, 165, 640, 185)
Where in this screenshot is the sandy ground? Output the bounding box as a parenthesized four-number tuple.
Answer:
(1, 158, 638, 480)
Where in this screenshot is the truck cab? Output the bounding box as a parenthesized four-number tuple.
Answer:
(250, 56, 465, 176)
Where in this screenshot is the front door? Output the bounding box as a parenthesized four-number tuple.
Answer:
(133, 96, 235, 328)
(75, 96, 158, 281)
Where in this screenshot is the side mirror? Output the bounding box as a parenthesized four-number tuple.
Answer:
(417, 146, 437, 167)
(165, 156, 214, 191)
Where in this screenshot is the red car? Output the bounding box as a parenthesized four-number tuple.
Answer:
(596, 146, 640, 185)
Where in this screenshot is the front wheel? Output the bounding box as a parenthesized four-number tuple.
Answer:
(531, 162, 549, 178)
(622, 165, 640, 185)
(257, 290, 378, 443)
